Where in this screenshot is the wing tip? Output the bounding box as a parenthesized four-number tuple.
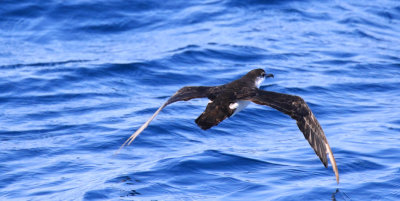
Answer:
(117, 103, 167, 153)
(336, 173, 340, 184)
(325, 142, 340, 184)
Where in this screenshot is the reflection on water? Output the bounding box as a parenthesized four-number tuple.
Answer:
(332, 189, 352, 201)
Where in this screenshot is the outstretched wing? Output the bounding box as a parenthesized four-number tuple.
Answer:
(117, 86, 214, 152)
(249, 89, 339, 183)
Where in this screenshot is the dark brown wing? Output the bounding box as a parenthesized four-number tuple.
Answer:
(118, 86, 214, 151)
(249, 89, 339, 183)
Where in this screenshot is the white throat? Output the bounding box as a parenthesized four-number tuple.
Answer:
(255, 76, 265, 88)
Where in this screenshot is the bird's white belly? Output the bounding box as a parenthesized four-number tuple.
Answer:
(230, 100, 251, 116)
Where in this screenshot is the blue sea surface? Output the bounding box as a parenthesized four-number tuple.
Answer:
(1, 0, 400, 200)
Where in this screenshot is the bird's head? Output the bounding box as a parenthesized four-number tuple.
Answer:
(246, 69, 274, 88)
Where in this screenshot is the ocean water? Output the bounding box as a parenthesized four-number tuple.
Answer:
(1, 0, 400, 200)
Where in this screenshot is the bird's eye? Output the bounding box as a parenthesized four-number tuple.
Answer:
(261, 72, 266, 77)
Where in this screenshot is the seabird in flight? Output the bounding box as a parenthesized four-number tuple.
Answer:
(119, 69, 339, 183)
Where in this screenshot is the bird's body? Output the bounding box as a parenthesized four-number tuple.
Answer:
(119, 69, 339, 183)
(230, 100, 250, 115)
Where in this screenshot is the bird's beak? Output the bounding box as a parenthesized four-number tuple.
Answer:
(266, 73, 274, 78)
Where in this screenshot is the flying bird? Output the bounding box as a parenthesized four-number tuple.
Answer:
(119, 69, 339, 183)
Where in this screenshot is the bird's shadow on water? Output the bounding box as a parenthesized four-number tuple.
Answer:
(332, 188, 351, 201)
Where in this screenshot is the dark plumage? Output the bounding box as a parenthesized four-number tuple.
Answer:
(119, 69, 339, 183)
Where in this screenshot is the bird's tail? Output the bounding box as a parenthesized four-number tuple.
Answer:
(195, 113, 217, 130)
(195, 100, 234, 130)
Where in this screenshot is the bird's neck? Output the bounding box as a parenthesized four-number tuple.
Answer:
(255, 77, 265, 88)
